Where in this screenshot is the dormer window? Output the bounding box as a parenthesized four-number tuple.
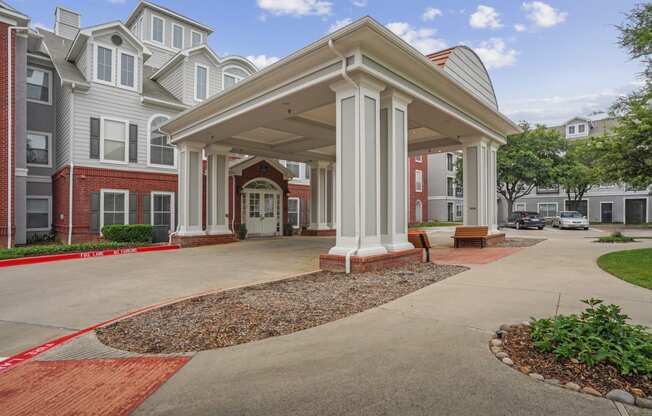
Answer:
(94, 42, 139, 92)
(195, 64, 208, 101)
(119, 52, 135, 89)
(96, 46, 113, 83)
(191, 30, 202, 47)
(152, 15, 164, 44)
(223, 68, 245, 90)
(172, 24, 183, 49)
(566, 122, 589, 138)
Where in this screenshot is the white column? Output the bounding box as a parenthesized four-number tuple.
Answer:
(177, 142, 204, 236)
(488, 143, 499, 233)
(380, 89, 414, 252)
(462, 137, 499, 232)
(329, 75, 387, 257)
(308, 161, 331, 230)
(205, 144, 232, 235)
(328, 163, 336, 229)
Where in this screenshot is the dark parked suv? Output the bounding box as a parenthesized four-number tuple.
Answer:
(505, 211, 545, 230)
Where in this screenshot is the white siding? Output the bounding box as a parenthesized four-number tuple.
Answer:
(183, 53, 221, 104)
(443, 47, 498, 111)
(144, 43, 175, 69)
(158, 65, 184, 103)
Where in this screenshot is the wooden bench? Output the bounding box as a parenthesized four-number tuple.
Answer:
(408, 230, 431, 262)
(452, 226, 490, 248)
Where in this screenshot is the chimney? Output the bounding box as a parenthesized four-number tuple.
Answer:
(54, 6, 80, 40)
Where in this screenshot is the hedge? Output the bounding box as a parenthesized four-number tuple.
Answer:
(0, 242, 140, 261)
(102, 224, 153, 243)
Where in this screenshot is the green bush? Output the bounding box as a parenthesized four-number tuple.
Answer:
(0, 242, 139, 260)
(530, 298, 652, 376)
(102, 224, 153, 243)
(597, 231, 636, 243)
(238, 224, 248, 240)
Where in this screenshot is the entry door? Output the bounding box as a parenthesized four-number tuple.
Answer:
(601, 203, 613, 224)
(246, 192, 278, 235)
(152, 193, 173, 243)
(261, 193, 278, 235)
(625, 199, 647, 224)
(447, 202, 454, 222)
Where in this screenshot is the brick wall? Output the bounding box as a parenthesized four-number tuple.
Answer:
(409, 156, 428, 224)
(288, 183, 310, 227)
(0, 23, 15, 247)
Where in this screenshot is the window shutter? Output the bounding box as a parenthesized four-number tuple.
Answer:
(90, 192, 100, 233)
(90, 118, 100, 159)
(129, 124, 138, 163)
(129, 193, 137, 224)
(142, 193, 151, 225)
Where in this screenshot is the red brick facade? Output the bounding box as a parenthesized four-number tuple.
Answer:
(408, 155, 428, 224)
(0, 23, 15, 247)
(288, 183, 310, 229)
(320, 248, 423, 273)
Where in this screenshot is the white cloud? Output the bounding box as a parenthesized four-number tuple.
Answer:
(469, 5, 502, 29)
(422, 7, 442, 21)
(246, 54, 281, 69)
(328, 18, 353, 33)
(501, 84, 640, 125)
(257, 0, 332, 17)
(514, 23, 526, 32)
(522, 1, 567, 28)
(352, 0, 367, 6)
(473, 38, 517, 69)
(386, 22, 447, 54)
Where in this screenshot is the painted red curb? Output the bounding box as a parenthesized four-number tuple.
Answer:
(0, 287, 214, 374)
(0, 244, 180, 268)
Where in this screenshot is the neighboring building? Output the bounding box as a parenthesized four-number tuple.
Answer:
(426, 152, 462, 222)
(409, 155, 428, 224)
(499, 114, 651, 225)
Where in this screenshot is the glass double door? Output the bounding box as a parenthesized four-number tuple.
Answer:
(246, 191, 280, 236)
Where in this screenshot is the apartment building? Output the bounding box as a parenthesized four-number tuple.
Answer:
(426, 151, 462, 222)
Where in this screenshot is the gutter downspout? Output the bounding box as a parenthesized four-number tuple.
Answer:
(67, 83, 76, 244)
(328, 38, 358, 274)
(6, 26, 29, 248)
(231, 174, 236, 234)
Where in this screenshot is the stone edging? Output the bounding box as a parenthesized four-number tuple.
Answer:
(490, 322, 652, 410)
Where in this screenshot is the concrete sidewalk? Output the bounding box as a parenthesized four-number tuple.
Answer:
(135, 230, 652, 415)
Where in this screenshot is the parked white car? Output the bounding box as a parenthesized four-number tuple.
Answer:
(552, 211, 590, 230)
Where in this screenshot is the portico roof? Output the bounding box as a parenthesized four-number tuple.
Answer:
(161, 16, 520, 163)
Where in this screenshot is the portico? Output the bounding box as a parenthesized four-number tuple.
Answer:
(161, 17, 520, 269)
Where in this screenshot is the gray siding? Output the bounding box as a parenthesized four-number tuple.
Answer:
(55, 85, 73, 170)
(76, 43, 88, 80)
(158, 65, 184, 103)
(442, 47, 497, 110)
(144, 43, 175, 69)
(26, 62, 58, 177)
(183, 52, 221, 105)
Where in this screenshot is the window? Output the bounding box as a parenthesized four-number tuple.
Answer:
(96, 46, 113, 83)
(565, 200, 588, 217)
(195, 64, 208, 101)
(536, 185, 559, 194)
(415, 155, 422, 162)
(191, 30, 202, 47)
(119, 52, 135, 89)
(415, 170, 422, 192)
(223, 72, 244, 90)
(286, 161, 301, 178)
(514, 202, 527, 211)
(447, 153, 454, 171)
(249, 193, 261, 218)
(288, 197, 300, 228)
(578, 124, 585, 133)
(567, 123, 589, 138)
(152, 192, 174, 231)
(447, 177, 454, 197)
(151, 15, 164, 44)
(149, 115, 174, 167)
(26, 67, 51, 104)
(538, 202, 558, 218)
(26, 132, 51, 166)
(415, 200, 423, 223)
(455, 204, 463, 219)
(101, 190, 128, 229)
(172, 24, 183, 49)
(568, 125, 575, 135)
(101, 118, 128, 163)
(26, 197, 51, 231)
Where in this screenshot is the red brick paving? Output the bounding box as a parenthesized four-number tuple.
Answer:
(0, 357, 189, 416)
(430, 247, 522, 265)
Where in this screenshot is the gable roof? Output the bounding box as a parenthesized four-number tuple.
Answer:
(38, 28, 90, 89)
(229, 156, 295, 180)
(0, 0, 29, 25)
(150, 45, 257, 81)
(125, 0, 213, 34)
(65, 21, 152, 62)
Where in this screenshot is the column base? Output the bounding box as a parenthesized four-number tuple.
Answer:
(302, 228, 336, 236)
(171, 233, 236, 248)
(320, 248, 423, 273)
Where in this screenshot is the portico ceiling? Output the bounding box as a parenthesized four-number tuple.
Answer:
(161, 17, 521, 163)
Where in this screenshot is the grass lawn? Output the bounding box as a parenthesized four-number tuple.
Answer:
(597, 248, 652, 290)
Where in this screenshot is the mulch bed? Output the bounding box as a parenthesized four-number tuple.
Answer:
(493, 238, 545, 248)
(502, 324, 652, 397)
(96, 263, 468, 354)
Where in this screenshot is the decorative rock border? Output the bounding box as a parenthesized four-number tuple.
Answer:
(490, 322, 652, 410)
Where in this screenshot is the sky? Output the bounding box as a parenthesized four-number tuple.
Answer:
(13, 0, 646, 126)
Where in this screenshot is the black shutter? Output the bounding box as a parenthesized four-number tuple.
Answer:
(142, 193, 151, 225)
(129, 193, 137, 224)
(90, 192, 100, 232)
(90, 118, 100, 159)
(129, 124, 138, 163)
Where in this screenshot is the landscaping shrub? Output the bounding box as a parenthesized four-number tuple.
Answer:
(0, 242, 137, 260)
(102, 224, 153, 243)
(238, 224, 248, 240)
(597, 231, 636, 243)
(530, 298, 652, 376)
(284, 223, 294, 236)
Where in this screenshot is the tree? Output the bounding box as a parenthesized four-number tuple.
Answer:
(497, 123, 567, 215)
(557, 140, 602, 213)
(617, 3, 652, 81)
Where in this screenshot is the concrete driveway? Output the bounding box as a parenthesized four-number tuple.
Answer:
(0, 237, 332, 357)
(132, 228, 652, 416)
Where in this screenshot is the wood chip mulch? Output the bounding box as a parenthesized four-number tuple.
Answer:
(502, 324, 652, 397)
(493, 238, 545, 248)
(96, 263, 467, 354)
